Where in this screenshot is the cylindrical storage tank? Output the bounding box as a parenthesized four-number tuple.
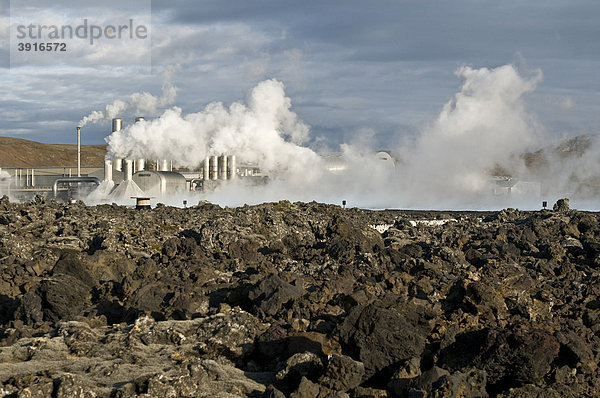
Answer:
(135, 117, 145, 123)
(124, 159, 133, 181)
(104, 160, 113, 182)
(136, 158, 145, 172)
(133, 171, 187, 197)
(115, 158, 123, 172)
(218, 155, 228, 180)
(112, 118, 122, 133)
(203, 157, 210, 180)
(228, 155, 236, 179)
(210, 156, 218, 180)
(161, 159, 169, 172)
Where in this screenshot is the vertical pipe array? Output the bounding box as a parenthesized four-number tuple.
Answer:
(218, 155, 228, 180)
(203, 158, 210, 180)
(228, 155, 236, 179)
(210, 156, 218, 180)
(124, 159, 133, 181)
(104, 160, 113, 182)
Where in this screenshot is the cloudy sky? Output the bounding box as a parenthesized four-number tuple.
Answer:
(1, 0, 599, 149)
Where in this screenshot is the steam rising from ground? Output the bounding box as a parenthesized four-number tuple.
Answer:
(97, 63, 596, 210)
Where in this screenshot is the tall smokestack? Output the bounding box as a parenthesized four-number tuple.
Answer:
(112, 118, 122, 133)
(124, 159, 133, 181)
(228, 155, 236, 179)
(133, 118, 146, 171)
(218, 155, 228, 180)
(210, 156, 218, 180)
(104, 160, 113, 182)
(112, 119, 123, 172)
(76, 127, 81, 177)
(203, 157, 210, 180)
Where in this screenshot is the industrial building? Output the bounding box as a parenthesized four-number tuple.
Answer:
(0, 117, 399, 204)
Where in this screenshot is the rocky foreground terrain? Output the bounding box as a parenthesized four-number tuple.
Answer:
(0, 197, 599, 397)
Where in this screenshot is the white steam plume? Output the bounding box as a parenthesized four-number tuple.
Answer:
(99, 64, 590, 210)
(106, 79, 320, 182)
(396, 64, 543, 207)
(79, 65, 179, 127)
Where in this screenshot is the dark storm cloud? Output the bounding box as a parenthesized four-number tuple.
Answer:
(1, 0, 599, 147)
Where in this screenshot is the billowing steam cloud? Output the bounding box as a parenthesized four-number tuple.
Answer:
(99, 63, 592, 210)
(79, 65, 179, 127)
(106, 79, 321, 182)
(398, 65, 543, 207)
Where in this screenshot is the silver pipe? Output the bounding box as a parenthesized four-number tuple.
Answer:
(161, 159, 168, 172)
(134, 117, 145, 172)
(31, 169, 35, 187)
(228, 155, 236, 179)
(53, 177, 101, 197)
(210, 156, 218, 180)
(104, 160, 113, 182)
(218, 155, 228, 180)
(124, 159, 133, 181)
(112, 118, 122, 132)
(203, 157, 209, 180)
(77, 126, 81, 177)
(115, 158, 123, 172)
(14, 169, 17, 187)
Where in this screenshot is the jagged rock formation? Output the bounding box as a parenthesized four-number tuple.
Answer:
(0, 196, 599, 397)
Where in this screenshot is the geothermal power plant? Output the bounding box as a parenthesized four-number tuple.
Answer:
(0, 117, 396, 205)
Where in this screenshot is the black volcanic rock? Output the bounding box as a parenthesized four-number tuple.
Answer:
(339, 300, 427, 382)
(0, 200, 600, 396)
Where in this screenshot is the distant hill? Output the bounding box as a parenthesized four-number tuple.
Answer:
(0, 137, 106, 167)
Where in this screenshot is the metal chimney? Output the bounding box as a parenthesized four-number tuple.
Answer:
(104, 160, 113, 182)
(124, 159, 133, 181)
(112, 118, 122, 132)
(228, 155, 236, 179)
(112, 119, 123, 172)
(161, 159, 169, 172)
(210, 156, 218, 180)
(76, 127, 81, 177)
(218, 155, 228, 180)
(203, 157, 210, 180)
(133, 118, 146, 171)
